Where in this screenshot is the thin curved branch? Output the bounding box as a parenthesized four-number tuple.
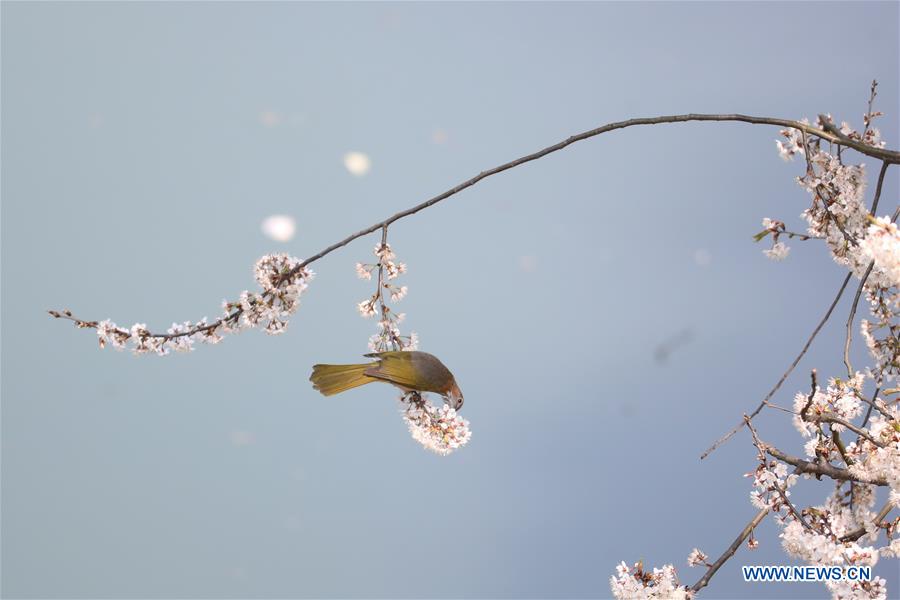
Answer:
(701, 272, 854, 460)
(844, 262, 875, 377)
(844, 161, 890, 376)
(50, 113, 899, 342)
(289, 114, 899, 276)
(689, 506, 769, 593)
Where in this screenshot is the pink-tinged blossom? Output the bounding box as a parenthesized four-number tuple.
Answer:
(384, 261, 407, 280)
(389, 285, 408, 302)
(686, 548, 708, 567)
(374, 242, 395, 262)
(775, 123, 807, 161)
(357, 298, 377, 318)
(355, 262, 374, 280)
(96, 319, 128, 350)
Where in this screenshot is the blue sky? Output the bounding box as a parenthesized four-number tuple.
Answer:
(3, 2, 898, 598)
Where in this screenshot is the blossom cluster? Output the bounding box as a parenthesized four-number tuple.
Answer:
(860, 217, 900, 288)
(792, 373, 866, 441)
(609, 561, 692, 600)
(747, 460, 800, 514)
(860, 288, 900, 384)
(356, 241, 418, 352)
(769, 114, 891, 280)
(780, 486, 889, 600)
(748, 393, 898, 600)
(759, 365, 899, 600)
(847, 410, 900, 511)
(95, 253, 314, 355)
(399, 393, 471, 455)
(771, 109, 900, 382)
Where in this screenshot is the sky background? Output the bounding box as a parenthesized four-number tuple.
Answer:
(2, 2, 899, 598)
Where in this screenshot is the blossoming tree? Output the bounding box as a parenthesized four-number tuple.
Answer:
(51, 82, 899, 599)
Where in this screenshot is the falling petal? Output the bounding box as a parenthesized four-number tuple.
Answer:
(261, 215, 296, 242)
(343, 151, 372, 176)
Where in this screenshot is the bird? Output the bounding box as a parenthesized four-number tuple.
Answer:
(310, 351, 464, 410)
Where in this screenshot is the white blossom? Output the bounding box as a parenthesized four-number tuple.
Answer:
(764, 242, 790, 261)
(357, 298, 377, 318)
(859, 217, 900, 288)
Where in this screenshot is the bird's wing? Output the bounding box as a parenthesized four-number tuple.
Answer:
(364, 353, 421, 389)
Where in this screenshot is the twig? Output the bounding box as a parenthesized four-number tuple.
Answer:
(868, 161, 889, 217)
(284, 115, 896, 279)
(863, 80, 879, 139)
(782, 230, 822, 240)
(844, 262, 875, 377)
(810, 413, 885, 448)
(701, 273, 853, 460)
(861, 386, 893, 428)
(831, 428, 854, 467)
(801, 370, 818, 421)
(689, 506, 769, 593)
(374, 225, 402, 351)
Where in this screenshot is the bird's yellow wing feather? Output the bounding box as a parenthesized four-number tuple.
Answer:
(364, 353, 421, 388)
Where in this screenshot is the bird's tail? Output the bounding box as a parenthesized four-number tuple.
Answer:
(310, 363, 375, 396)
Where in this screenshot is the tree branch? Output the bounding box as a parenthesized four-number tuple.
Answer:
(689, 506, 769, 593)
(701, 273, 853, 460)
(765, 446, 887, 486)
(51, 113, 899, 342)
(839, 501, 894, 542)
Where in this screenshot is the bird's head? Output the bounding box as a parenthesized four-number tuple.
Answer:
(445, 380, 464, 411)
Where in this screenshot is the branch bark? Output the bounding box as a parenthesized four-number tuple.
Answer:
(765, 446, 887, 486)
